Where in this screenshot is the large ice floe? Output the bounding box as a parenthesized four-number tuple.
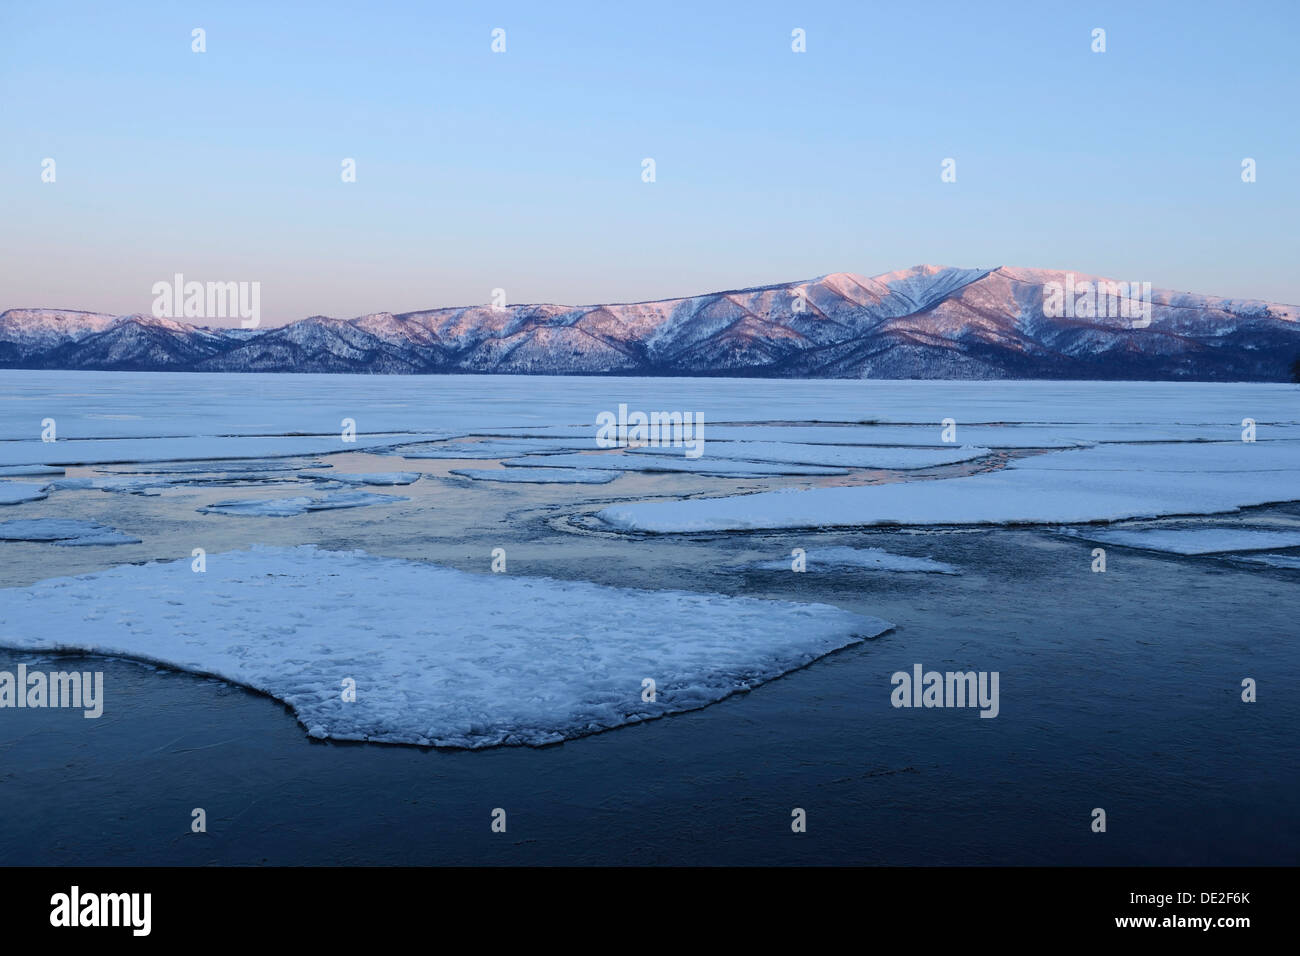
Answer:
(596, 442, 1300, 532)
(0, 546, 891, 747)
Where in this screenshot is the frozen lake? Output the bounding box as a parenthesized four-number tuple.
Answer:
(0, 371, 1297, 863)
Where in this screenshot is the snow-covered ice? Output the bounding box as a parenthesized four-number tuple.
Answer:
(596, 442, 1300, 532)
(0, 545, 892, 747)
(744, 546, 958, 574)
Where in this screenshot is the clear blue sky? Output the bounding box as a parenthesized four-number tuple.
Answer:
(3, 0, 1297, 325)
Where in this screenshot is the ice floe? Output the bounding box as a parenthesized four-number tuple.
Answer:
(1236, 553, 1300, 570)
(502, 454, 848, 477)
(450, 467, 618, 484)
(0, 482, 50, 505)
(0, 433, 452, 468)
(630, 442, 991, 469)
(386, 438, 600, 459)
(0, 465, 64, 477)
(199, 491, 406, 517)
(1063, 527, 1300, 555)
(103, 459, 329, 475)
(483, 422, 1300, 447)
(52, 475, 190, 495)
(0, 518, 141, 546)
(301, 471, 422, 486)
(0, 545, 891, 747)
(50, 469, 323, 495)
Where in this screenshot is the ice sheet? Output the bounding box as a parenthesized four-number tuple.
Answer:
(0, 545, 892, 747)
(596, 443, 1300, 532)
(6, 374, 1297, 448)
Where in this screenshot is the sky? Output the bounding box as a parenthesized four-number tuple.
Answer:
(2, 0, 1298, 326)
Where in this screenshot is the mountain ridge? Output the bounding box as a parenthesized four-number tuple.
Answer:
(5, 265, 1299, 380)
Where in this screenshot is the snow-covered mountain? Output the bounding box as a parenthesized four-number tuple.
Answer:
(5, 265, 1299, 379)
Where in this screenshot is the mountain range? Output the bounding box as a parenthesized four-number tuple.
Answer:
(4, 265, 1299, 380)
